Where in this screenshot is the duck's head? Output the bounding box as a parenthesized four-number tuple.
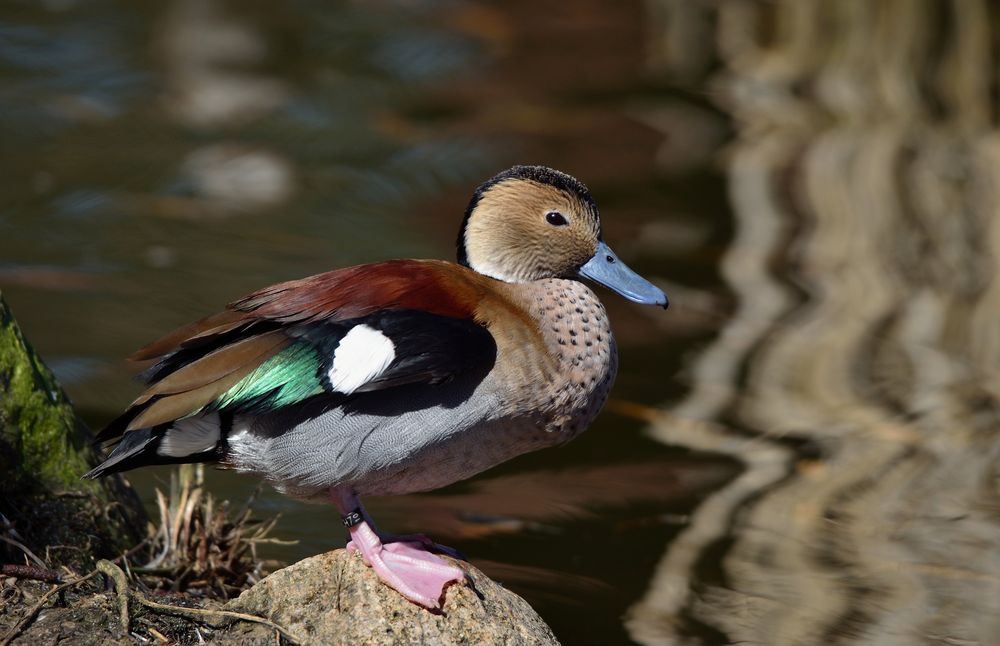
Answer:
(457, 165, 668, 308)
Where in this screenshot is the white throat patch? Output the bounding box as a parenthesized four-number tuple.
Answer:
(327, 324, 396, 394)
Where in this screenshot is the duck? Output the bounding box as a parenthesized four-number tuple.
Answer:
(85, 165, 668, 609)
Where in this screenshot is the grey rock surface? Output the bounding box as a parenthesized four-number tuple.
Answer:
(224, 549, 560, 645)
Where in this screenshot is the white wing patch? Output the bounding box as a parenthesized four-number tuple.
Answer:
(158, 413, 222, 457)
(327, 324, 396, 394)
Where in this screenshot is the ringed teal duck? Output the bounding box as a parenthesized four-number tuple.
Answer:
(85, 165, 668, 609)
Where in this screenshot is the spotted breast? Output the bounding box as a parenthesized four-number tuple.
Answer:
(497, 278, 618, 443)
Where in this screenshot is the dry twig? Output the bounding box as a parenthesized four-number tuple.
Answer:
(0, 564, 61, 584)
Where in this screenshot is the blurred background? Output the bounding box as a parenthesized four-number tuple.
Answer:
(2, 0, 1000, 643)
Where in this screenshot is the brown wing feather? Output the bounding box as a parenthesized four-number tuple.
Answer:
(131, 309, 249, 361)
(131, 332, 290, 406)
(128, 370, 247, 431)
(127, 332, 290, 430)
(233, 260, 483, 322)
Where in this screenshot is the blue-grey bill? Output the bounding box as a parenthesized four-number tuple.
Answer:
(578, 241, 668, 308)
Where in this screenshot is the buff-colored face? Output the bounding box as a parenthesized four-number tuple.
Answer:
(462, 178, 601, 282)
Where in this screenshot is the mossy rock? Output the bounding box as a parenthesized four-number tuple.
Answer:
(0, 291, 145, 569)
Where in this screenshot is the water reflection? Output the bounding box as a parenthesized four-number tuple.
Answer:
(630, 1, 1000, 644)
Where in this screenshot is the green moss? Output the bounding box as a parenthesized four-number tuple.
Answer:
(0, 291, 147, 568)
(0, 292, 99, 493)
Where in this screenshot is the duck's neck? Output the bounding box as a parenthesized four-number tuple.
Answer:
(523, 278, 616, 377)
(497, 278, 618, 438)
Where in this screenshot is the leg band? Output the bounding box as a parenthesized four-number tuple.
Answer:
(342, 508, 364, 528)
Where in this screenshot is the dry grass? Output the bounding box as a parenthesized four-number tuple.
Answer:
(132, 464, 291, 599)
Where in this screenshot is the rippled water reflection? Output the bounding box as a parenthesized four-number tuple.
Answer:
(630, 2, 1000, 644)
(6, 1, 996, 644)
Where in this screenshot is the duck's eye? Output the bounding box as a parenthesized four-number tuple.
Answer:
(545, 211, 568, 226)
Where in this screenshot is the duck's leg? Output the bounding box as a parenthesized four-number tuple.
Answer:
(331, 489, 465, 610)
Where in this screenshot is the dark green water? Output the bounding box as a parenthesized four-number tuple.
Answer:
(0, 1, 736, 642)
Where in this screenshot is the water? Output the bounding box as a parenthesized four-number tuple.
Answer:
(7, 1, 998, 644)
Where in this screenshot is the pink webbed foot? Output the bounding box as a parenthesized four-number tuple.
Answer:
(346, 522, 466, 609)
(378, 532, 468, 561)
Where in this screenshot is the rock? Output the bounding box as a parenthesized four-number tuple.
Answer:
(223, 549, 559, 645)
(0, 291, 146, 570)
